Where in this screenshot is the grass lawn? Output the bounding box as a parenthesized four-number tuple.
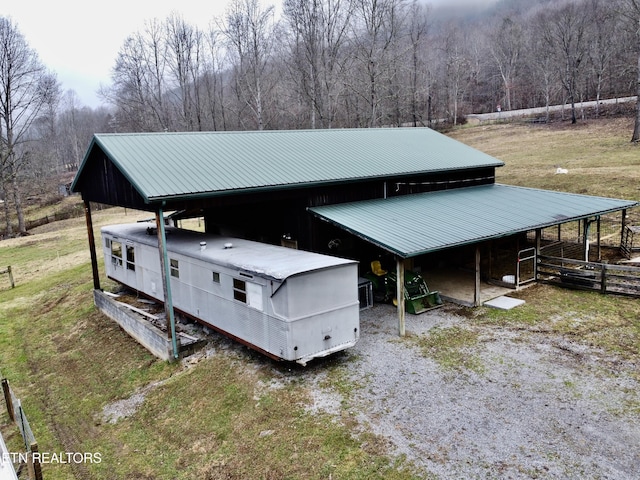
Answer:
(449, 117, 640, 201)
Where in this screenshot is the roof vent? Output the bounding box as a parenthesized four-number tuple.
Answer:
(200, 241, 206, 251)
(224, 242, 233, 249)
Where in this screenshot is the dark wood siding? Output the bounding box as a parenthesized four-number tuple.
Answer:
(74, 151, 150, 210)
(200, 167, 496, 252)
(73, 141, 497, 254)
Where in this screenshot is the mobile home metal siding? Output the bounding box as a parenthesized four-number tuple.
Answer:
(101, 223, 360, 363)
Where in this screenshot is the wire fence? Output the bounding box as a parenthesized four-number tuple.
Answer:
(11, 394, 36, 452)
(2, 377, 43, 480)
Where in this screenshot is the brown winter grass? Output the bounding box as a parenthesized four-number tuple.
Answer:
(0, 117, 639, 478)
(0, 207, 149, 286)
(449, 117, 640, 201)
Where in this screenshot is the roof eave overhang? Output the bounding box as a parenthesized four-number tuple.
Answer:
(309, 198, 638, 259)
(144, 163, 503, 205)
(71, 137, 153, 204)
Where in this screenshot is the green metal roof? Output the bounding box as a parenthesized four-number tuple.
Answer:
(309, 184, 638, 258)
(71, 128, 503, 203)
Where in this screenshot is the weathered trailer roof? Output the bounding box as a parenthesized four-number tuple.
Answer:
(72, 128, 503, 204)
(102, 223, 357, 281)
(309, 184, 638, 258)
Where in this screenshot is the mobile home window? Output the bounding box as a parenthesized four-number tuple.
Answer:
(170, 258, 179, 278)
(233, 278, 246, 303)
(111, 241, 123, 267)
(212, 271, 220, 283)
(126, 245, 135, 271)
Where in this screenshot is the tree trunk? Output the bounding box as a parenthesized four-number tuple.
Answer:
(1, 181, 11, 238)
(12, 175, 25, 233)
(633, 46, 640, 142)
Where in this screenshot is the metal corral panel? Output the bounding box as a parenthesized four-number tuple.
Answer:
(73, 128, 503, 203)
(309, 184, 638, 258)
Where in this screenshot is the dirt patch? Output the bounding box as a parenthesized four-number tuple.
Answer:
(101, 380, 166, 424)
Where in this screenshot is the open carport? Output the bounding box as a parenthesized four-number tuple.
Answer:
(309, 183, 637, 328)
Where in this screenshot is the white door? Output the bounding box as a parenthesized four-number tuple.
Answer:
(246, 282, 263, 311)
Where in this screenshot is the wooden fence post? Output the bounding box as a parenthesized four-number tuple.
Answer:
(1, 378, 14, 422)
(28, 442, 43, 480)
(7, 266, 14, 288)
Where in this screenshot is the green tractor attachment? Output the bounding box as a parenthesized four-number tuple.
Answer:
(387, 270, 443, 314)
(365, 261, 443, 314)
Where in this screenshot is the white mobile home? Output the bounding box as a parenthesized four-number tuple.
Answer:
(101, 223, 360, 364)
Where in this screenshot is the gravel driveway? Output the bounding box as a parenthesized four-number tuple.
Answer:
(302, 303, 640, 479)
(116, 294, 638, 479)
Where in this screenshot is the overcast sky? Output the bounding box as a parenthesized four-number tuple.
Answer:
(3, 0, 497, 109)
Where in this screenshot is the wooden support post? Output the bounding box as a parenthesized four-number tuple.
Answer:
(601, 264, 608, 294)
(488, 241, 493, 281)
(1, 266, 14, 288)
(621, 209, 628, 246)
(535, 229, 541, 280)
(84, 200, 101, 291)
(396, 257, 406, 337)
(474, 245, 481, 307)
(596, 216, 602, 261)
(28, 442, 43, 480)
(2, 378, 14, 422)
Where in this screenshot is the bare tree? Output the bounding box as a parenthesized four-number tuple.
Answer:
(220, 0, 278, 130)
(165, 13, 204, 131)
(407, 0, 430, 126)
(585, 0, 618, 117)
(107, 32, 162, 131)
(57, 92, 109, 171)
(283, 0, 354, 128)
(538, 1, 590, 124)
(528, 13, 560, 122)
(439, 23, 473, 125)
(202, 26, 228, 131)
(0, 16, 59, 235)
(27, 81, 62, 194)
(349, 0, 409, 127)
(284, 0, 325, 128)
(98, 0, 640, 133)
(104, 18, 175, 132)
(490, 16, 524, 111)
(617, 0, 640, 141)
(143, 19, 171, 130)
